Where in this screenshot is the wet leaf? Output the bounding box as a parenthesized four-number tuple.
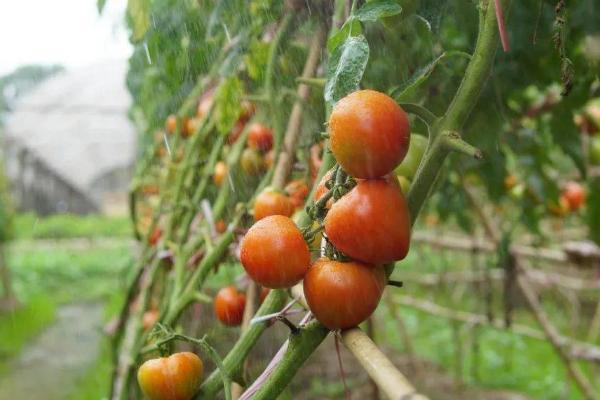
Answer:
(325, 35, 370, 105)
(127, 0, 150, 42)
(354, 0, 402, 22)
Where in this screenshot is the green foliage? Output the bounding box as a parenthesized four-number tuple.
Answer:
(325, 35, 370, 105)
(214, 77, 244, 134)
(127, 0, 151, 42)
(13, 213, 131, 240)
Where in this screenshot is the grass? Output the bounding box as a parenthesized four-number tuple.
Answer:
(0, 295, 56, 373)
(13, 212, 132, 240)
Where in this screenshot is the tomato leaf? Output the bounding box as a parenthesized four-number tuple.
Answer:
(127, 0, 150, 43)
(390, 51, 470, 101)
(325, 35, 370, 105)
(327, 18, 362, 53)
(354, 0, 402, 22)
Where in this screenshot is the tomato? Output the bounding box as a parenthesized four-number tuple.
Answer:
(215, 219, 227, 234)
(314, 169, 334, 207)
(142, 309, 159, 331)
(549, 195, 570, 217)
(213, 161, 228, 186)
(310, 143, 323, 180)
(214, 286, 246, 326)
(247, 123, 274, 152)
(504, 174, 518, 190)
(183, 117, 200, 138)
(590, 135, 600, 165)
(253, 190, 295, 221)
(240, 215, 310, 288)
(397, 175, 411, 194)
(285, 179, 310, 208)
(240, 148, 265, 176)
(563, 181, 586, 211)
(142, 184, 160, 195)
(148, 227, 162, 247)
(197, 98, 212, 119)
(325, 178, 410, 264)
(138, 352, 203, 400)
(303, 258, 386, 330)
(329, 90, 410, 178)
(394, 134, 427, 179)
(165, 114, 177, 134)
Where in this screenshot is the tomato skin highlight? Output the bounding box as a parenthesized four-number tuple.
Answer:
(240, 215, 310, 288)
(325, 178, 411, 264)
(247, 123, 274, 152)
(137, 352, 204, 400)
(304, 258, 386, 330)
(253, 190, 295, 221)
(329, 90, 410, 179)
(214, 286, 246, 326)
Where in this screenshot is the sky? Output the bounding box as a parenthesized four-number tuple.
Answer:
(0, 0, 132, 76)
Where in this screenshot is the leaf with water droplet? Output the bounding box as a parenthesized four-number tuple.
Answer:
(325, 35, 370, 105)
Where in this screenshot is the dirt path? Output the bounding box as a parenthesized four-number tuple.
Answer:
(0, 303, 104, 400)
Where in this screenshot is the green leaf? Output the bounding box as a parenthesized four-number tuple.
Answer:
(354, 0, 402, 22)
(127, 0, 150, 43)
(390, 51, 470, 101)
(327, 18, 362, 53)
(214, 77, 243, 135)
(588, 176, 600, 245)
(97, 0, 107, 14)
(325, 35, 370, 105)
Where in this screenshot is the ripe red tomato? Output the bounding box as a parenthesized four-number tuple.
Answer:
(165, 114, 177, 134)
(303, 258, 386, 330)
(148, 227, 162, 247)
(253, 190, 295, 221)
(329, 90, 410, 178)
(325, 178, 410, 264)
(214, 286, 246, 326)
(247, 123, 274, 152)
(563, 181, 586, 211)
(137, 352, 203, 400)
(213, 161, 228, 186)
(240, 148, 265, 176)
(285, 179, 310, 208)
(240, 215, 310, 288)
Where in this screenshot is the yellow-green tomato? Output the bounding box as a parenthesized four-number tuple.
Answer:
(394, 134, 427, 180)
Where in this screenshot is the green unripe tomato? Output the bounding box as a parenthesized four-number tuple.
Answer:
(590, 135, 600, 165)
(395, 134, 427, 180)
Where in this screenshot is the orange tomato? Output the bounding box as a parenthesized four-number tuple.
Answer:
(148, 227, 162, 247)
(214, 286, 246, 326)
(325, 178, 410, 264)
(240, 215, 310, 288)
(284, 179, 310, 208)
(253, 190, 295, 221)
(165, 114, 177, 134)
(329, 90, 410, 178)
(304, 258, 386, 330)
(215, 219, 227, 234)
(213, 161, 228, 186)
(562, 181, 585, 211)
(142, 309, 159, 331)
(137, 352, 203, 400)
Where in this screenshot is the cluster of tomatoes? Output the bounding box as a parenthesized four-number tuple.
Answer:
(235, 90, 414, 330)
